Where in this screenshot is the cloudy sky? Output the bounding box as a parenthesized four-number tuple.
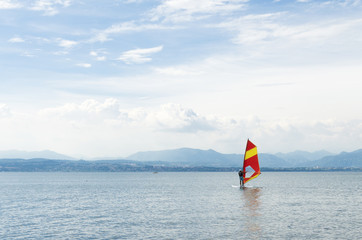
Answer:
(1, 0, 361, 158)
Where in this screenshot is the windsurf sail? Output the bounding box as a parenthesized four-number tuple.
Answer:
(242, 139, 261, 184)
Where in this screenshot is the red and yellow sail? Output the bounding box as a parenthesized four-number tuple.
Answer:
(242, 139, 261, 184)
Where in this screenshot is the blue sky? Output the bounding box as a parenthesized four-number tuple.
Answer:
(1, 0, 362, 158)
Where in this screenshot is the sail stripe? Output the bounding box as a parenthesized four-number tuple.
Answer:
(245, 147, 257, 160)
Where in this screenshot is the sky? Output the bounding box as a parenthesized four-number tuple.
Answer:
(0, 0, 362, 158)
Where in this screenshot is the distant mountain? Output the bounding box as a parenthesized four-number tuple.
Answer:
(259, 153, 291, 168)
(302, 149, 362, 168)
(1, 148, 361, 170)
(0, 150, 75, 160)
(127, 148, 361, 168)
(127, 148, 290, 168)
(275, 150, 332, 165)
(127, 148, 238, 167)
(1, 148, 361, 172)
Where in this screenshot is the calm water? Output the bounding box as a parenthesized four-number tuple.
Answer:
(0, 172, 361, 239)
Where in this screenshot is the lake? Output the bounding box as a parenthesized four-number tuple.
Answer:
(0, 172, 361, 239)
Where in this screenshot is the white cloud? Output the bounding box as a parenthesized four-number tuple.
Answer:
(1, 99, 361, 157)
(0, 103, 11, 117)
(145, 103, 216, 132)
(39, 98, 122, 122)
(154, 66, 202, 76)
(89, 51, 106, 61)
(20, 51, 35, 57)
(117, 45, 163, 64)
(53, 50, 69, 55)
(35, 99, 362, 147)
(213, 13, 282, 44)
(288, 19, 362, 41)
(39, 99, 216, 133)
(31, 0, 72, 16)
(215, 12, 362, 46)
(76, 63, 91, 68)
(90, 22, 173, 43)
(343, 0, 362, 7)
(96, 56, 106, 61)
(123, 0, 143, 3)
(91, 22, 135, 43)
(0, 0, 22, 9)
(8, 37, 25, 43)
(57, 38, 78, 48)
(89, 51, 97, 57)
(150, 0, 248, 22)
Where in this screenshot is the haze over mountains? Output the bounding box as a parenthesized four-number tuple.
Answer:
(0, 148, 361, 170)
(0, 150, 75, 160)
(126, 148, 361, 168)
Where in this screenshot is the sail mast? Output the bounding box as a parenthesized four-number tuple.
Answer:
(242, 138, 249, 183)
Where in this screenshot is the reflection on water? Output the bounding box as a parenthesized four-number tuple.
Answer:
(243, 188, 261, 216)
(242, 187, 262, 239)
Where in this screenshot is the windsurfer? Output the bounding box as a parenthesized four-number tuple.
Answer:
(238, 169, 245, 187)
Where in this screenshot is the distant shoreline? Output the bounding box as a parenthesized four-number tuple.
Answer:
(0, 158, 361, 172)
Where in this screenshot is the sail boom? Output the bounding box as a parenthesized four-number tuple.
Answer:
(244, 172, 260, 184)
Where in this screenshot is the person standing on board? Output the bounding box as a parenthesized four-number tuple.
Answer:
(238, 169, 245, 187)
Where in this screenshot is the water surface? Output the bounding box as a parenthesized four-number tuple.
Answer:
(0, 172, 361, 239)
